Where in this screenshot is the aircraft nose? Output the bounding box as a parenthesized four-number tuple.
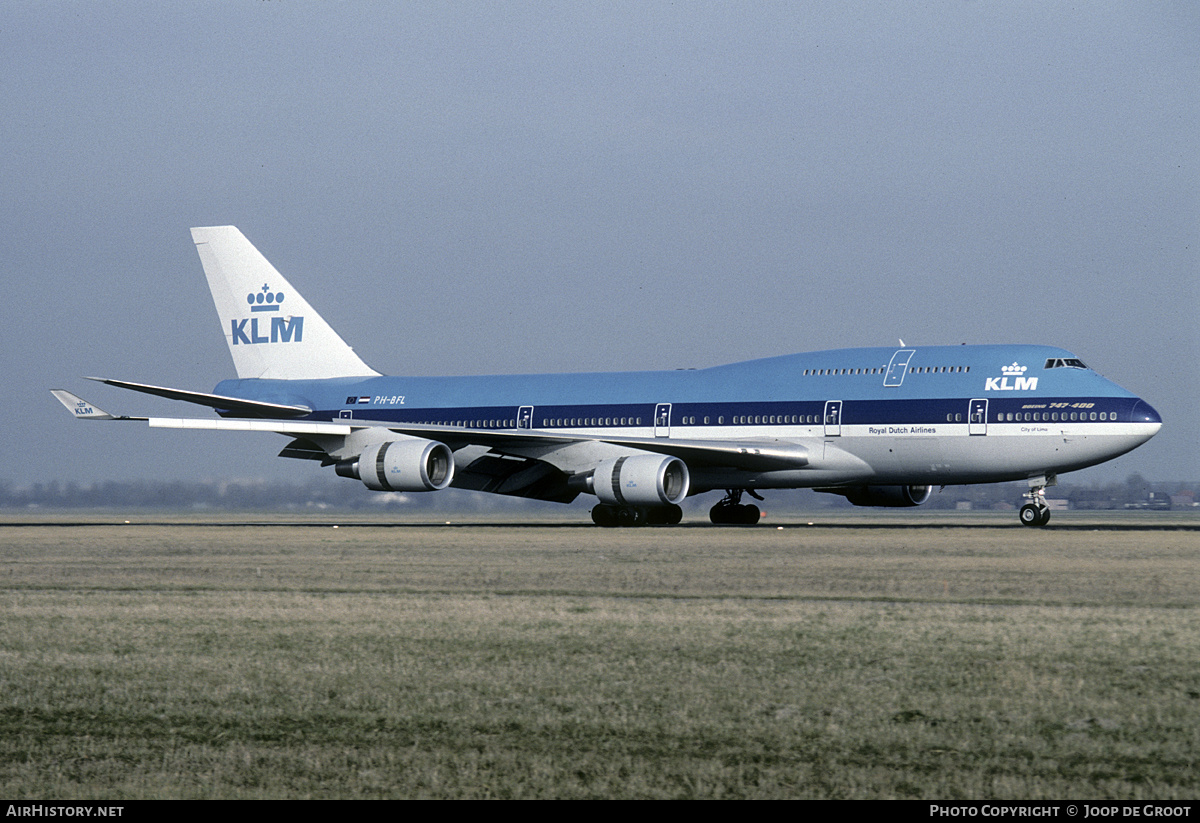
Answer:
(1131, 400, 1162, 432)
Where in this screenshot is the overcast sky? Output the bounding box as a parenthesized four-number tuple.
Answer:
(5, 2, 1196, 489)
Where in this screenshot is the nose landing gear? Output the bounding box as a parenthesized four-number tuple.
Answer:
(1019, 474, 1056, 527)
(1019, 502, 1050, 527)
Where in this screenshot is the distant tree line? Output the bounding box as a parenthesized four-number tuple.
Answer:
(0, 478, 491, 512)
(1, 474, 1194, 513)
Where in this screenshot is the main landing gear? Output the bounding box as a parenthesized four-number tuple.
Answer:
(591, 503, 683, 527)
(709, 489, 763, 525)
(1019, 474, 1056, 527)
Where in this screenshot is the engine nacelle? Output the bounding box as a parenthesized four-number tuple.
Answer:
(337, 438, 454, 492)
(839, 485, 934, 508)
(593, 455, 690, 507)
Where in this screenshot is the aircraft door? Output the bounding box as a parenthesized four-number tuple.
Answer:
(517, 406, 534, 429)
(968, 399, 988, 436)
(823, 400, 842, 437)
(884, 350, 916, 387)
(654, 403, 672, 437)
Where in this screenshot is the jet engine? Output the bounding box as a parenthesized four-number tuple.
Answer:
(336, 438, 454, 492)
(591, 455, 690, 507)
(837, 485, 934, 508)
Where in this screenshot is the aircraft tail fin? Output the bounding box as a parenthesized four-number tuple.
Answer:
(190, 226, 380, 380)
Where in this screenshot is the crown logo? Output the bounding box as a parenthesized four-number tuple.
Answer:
(1001, 362, 1026, 376)
(247, 284, 285, 312)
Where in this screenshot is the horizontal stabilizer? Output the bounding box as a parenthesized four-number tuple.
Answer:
(86, 377, 312, 417)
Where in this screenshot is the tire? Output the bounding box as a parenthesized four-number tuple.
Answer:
(645, 504, 683, 525)
(1019, 504, 1044, 527)
(592, 505, 617, 527)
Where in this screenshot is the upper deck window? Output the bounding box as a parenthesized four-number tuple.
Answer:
(1044, 358, 1088, 370)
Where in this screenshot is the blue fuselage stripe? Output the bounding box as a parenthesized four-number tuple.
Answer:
(287, 396, 1148, 427)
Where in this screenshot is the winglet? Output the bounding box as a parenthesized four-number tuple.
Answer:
(51, 390, 120, 420)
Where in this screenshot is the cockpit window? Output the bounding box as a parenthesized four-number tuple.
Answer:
(1044, 358, 1088, 370)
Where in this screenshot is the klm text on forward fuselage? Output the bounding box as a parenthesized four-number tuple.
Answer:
(985, 376, 1038, 391)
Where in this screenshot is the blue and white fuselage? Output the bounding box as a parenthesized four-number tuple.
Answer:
(215, 344, 1159, 490)
(54, 227, 1161, 527)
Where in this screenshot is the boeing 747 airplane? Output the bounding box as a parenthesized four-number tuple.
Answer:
(53, 226, 1162, 526)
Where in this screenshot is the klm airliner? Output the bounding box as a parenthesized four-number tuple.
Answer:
(53, 226, 1162, 527)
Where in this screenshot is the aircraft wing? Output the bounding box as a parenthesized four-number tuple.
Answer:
(372, 423, 810, 472)
(148, 418, 353, 436)
(53, 390, 352, 437)
(53, 389, 809, 473)
(52, 388, 815, 503)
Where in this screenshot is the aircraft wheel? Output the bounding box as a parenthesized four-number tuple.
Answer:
(1019, 504, 1046, 527)
(616, 507, 640, 527)
(644, 504, 683, 525)
(592, 505, 617, 527)
(711, 503, 760, 525)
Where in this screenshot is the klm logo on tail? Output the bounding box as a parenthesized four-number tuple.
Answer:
(985, 362, 1038, 392)
(231, 284, 303, 345)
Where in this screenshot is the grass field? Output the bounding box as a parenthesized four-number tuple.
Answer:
(1, 513, 1198, 798)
